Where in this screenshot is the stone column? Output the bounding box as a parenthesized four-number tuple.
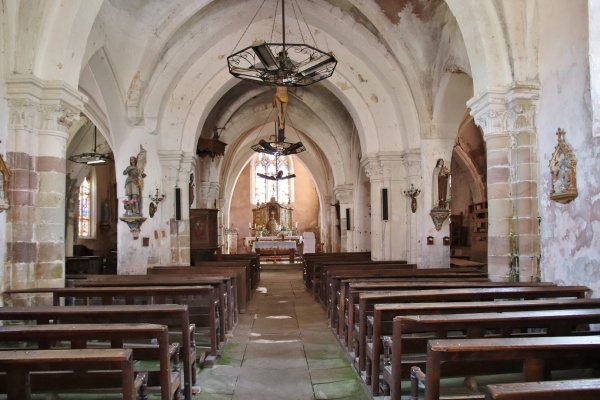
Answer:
(403, 149, 422, 264)
(334, 185, 354, 252)
(468, 83, 540, 281)
(158, 150, 185, 265)
(5, 78, 85, 302)
(362, 154, 405, 261)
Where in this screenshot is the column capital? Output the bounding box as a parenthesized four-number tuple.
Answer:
(361, 152, 404, 181)
(333, 184, 354, 204)
(402, 148, 421, 177)
(6, 75, 86, 132)
(468, 82, 540, 139)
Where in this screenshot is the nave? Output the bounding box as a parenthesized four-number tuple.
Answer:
(197, 266, 369, 400)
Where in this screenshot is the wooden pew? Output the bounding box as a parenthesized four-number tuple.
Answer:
(353, 286, 589, 380)
(346, 280, 553, 346)
(485, 378, 600, 400)
(0, 323, 180, 400)
(415, 336, 600, 400)
(219, 254, 261, 290)
(148, 264, 250, 314)
(384, 308, 600, 400)
(195, 260, 254, 299)
(0, 304, 196, 400)
(69, 273, 236, 336)
(302, 252, 371, 291)
(0, 348, 146, 400)
(6, 286, 217, 400)
(369, 298, 600, 396)
(315, 261, 413, 305)
(312, 260, 410, 303)
(331, 270, 489, 337)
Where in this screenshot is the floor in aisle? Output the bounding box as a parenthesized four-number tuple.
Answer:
(197, 267, 370, 400)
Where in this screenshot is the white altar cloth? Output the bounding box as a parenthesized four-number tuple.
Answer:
(252, 240, 297, 252)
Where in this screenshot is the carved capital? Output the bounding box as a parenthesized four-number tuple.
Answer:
(334, 185, 354, 204)
(7, 99, 37, 127)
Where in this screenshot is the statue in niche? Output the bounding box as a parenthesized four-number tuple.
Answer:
(266, 210, 280, 235)
(549, 128, 577, 204)
(432, 158, 450, 209)
(123, 146, 147, 215)
(189, 173, 195, 206)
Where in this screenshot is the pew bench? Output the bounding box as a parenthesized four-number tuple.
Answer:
(414, 336, 600, 400)
(313, 260, 411, 303)
(332, 272, 490, 337)
(0, 323, 180, 400)
(484, 378, 600, 400)
(343, 280, 551, 349)
(0, 348, 147, 400)
(353, 286, 590, 380)
(383, 308, 600, 400)
(149, 264, 250, 314)
(302, 252, 371, 292)
(69, 273, 236, 337)
(5, 289, 214, 400)
(368, 298, 600, 396)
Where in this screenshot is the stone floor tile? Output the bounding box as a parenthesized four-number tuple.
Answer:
(197, 268, 369, 400)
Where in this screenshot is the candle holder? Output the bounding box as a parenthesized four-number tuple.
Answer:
(148, 188, 166, 218)
(403, 184, 421, 213)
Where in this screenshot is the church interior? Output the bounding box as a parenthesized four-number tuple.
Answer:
(0, 0, 600, 399)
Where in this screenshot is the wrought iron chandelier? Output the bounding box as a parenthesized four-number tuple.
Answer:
(251, 123, 305, 156)
(227, 0, 337, 87)
(68, 125, 111, 165)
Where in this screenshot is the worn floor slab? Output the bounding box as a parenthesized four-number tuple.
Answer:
(197, 267, 370, 400)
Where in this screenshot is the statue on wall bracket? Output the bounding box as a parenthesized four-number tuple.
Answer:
(549, 128, 577, 204)
(430, 158, 451, 230)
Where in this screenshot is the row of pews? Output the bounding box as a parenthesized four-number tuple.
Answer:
(303, 252, 600, 400)
(0, 254, 259, 400)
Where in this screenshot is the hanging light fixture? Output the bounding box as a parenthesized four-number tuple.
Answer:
(251, 121, 306, 156)
(227, 0, 337, 87)
(257, 154, 296, 181)
(68, 125, 112, 165)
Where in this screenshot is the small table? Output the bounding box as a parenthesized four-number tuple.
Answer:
(253, 240, 297, 263)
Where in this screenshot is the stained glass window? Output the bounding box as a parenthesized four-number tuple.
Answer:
(254, 154, 293, 204)
(78, 176, 91, 237)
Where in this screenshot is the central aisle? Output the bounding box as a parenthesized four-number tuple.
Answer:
(197, 267, 370, 400)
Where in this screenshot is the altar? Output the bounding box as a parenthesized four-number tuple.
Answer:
(244, 235, 304, 253)
(252, 240, 297, 263)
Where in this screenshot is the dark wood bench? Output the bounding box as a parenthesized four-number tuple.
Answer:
(383, 308, 600, 400)
(368, 298, 600, 397)
(415, 336, 600, 400)
(346, 280, 553, 347)
(331, 270, 489, 337)
(0, 323, 180, 400)
(219, 254, 261, 290)
(196, 260, 255, 299)
(0, 304, 196, 400)
(6, 286, 217, 400)
(484, 378, 600, 400)
(302, 252, 371, 291)
(354, 286, 589, 381)
(69, 273, 236, 337)
(146, 261, 251, 314)
(312, 260, 410, 303)
(0, 348, 146, 400)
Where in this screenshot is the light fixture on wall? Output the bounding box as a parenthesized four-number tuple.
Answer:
(148, 188, 166, 218)
(68, 126, 112, 165)
(227, 0, 337, 87)
(403, 184, 421, 213)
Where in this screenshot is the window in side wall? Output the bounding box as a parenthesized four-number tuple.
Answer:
(78, 175, 93, 238)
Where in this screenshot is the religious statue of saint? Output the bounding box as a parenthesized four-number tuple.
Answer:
(266, 210, 280, 235)
(432, 158, 450, 209)
(123, 146, 147, 215)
